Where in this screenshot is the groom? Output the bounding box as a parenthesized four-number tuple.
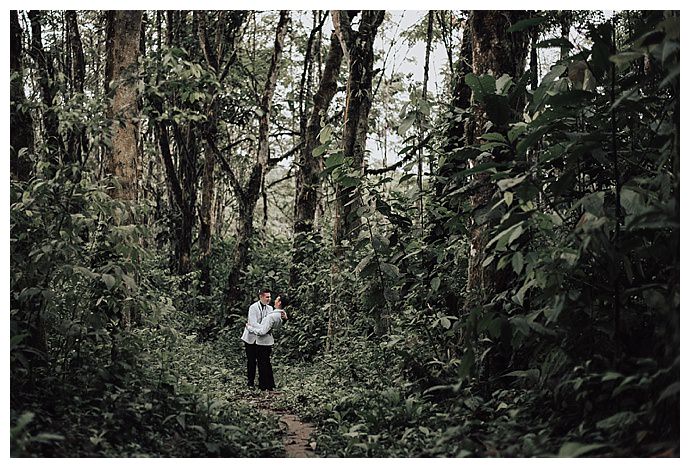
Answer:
(240, 288, 286, 390)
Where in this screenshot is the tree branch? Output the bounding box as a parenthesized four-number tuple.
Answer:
(155, 119, 187, 211)
(204, 131, 244, 199)
(365, 134, 432, 175)
(268, 141, 304, 167)
(196, 11, 219, 72)
(266, 169, 294, 190)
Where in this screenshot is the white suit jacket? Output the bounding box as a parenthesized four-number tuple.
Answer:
(240, 301, 274, 345)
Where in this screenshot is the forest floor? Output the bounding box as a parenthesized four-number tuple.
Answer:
(243, 390, 317, 457)
(13, 325, 679, 457)
(179, 334, 322, 457)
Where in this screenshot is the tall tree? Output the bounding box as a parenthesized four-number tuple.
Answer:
(197, 10, 248, 294)
(331, 10, 385, 248)
(290, 22, 345, 288)
(327, 10, 384, 346)
(149, 9, 201, 275)
(217, 10, 291, 306)
(465, 10, 529, 302)
(65, 10, 87, 164)
(105, 10, 143, 201)
(28, 10, 65, 165)
(10, 10, 34, 181)
(416, 10, 434, 229)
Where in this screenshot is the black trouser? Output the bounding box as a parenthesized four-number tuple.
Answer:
(245, 343, 275, 390)
(245, 342, 258, 387)
(257, 345, 275, 390)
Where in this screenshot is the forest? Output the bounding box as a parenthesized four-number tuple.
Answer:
(9, 9, 679, 457)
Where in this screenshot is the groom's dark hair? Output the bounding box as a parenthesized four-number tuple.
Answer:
(258, 288, 271, 296)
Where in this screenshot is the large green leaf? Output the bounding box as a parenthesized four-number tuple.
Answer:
(380, 262, 400, 279)
(102, 273, 116, 291)
(558, 442, 607, 458)
(484, 94, 512, 127)
(596, 411, 637, 430)
(398, 113, 416, 135)
(502, 369, 540, 381)
(506, 16, 548, 33)
(465, 73, 496, 104)
(536, 38, 574, 50)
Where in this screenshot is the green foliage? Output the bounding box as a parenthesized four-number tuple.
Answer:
(11, 10, 679, 458)
(410, 10, 678, 455)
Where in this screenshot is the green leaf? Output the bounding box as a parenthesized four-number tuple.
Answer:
(497, 175, 526, 191)
(465, 73, 496, 103)
(484, 94, 511, 126)
(657, 382, 679, 403)
(596, 411, 637, 430)
(558, 442, 607, 458)
(430, 277, 441, 291)
(102, 274, 116, 291)
(312, 144, 329, 157)
(507, 225, 524, 246)
(503, 369, 540, 381)
(11, 411, 34, 437)
(439, 317, 451, 329)
(457, 161, 498, 178)
(601, 371, 624, 382)
(458, 347, 475, 378)
(620, 187, 644, 217)
(506, 16, 548, 33)
(495, 74, 514, 95)
(398, 113, 416, 135)
(418, 99, 431, 116)
(380, 262, 400, 279)
(662, 40, 679, 66)
(318, 125, 333, 144)
(338, 176, 360, 188)
(73, 266, 98, 279)
(508, 124, 527, 143)
(536, 38, 574, 50)
(324, 152, 344, 168)
(487, 222, 524, 249)
(504, 191, 514, 207)
(511, 251, 524, 274)
(371, 235, 389, 252)
(482, 132, 508, 143)
(32, 433, 66, 443)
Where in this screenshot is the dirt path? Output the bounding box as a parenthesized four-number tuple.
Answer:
(276, 410, 317, 457)
(245, 393, 317, 457)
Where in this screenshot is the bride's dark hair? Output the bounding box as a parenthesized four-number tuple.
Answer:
(276, 293, 290, 308)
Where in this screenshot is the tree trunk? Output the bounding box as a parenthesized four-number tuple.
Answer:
(417, 11, 433, 229)
(65, 10, 87, 164)
(530, 28, 539, 90)
(66, 11, 86, 92)
(290, 27, 344, 287)
(153, 113, 196, 275)
(224, 11, 290, 307)
(28, 10, 65, 165)
(105, 10, 143, 201)
(559, 11, 573, 60)
(10, 10, 34, 181)
(332, 10, 385, 249)
(196, 11, 248, 293)
(173, 124, 198, 275)
(465, 10, 529, 302)
(328, 10, 384, 348)
(198, 143, 215, 295)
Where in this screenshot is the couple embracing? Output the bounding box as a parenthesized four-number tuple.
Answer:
(240, 288, 289, 391)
